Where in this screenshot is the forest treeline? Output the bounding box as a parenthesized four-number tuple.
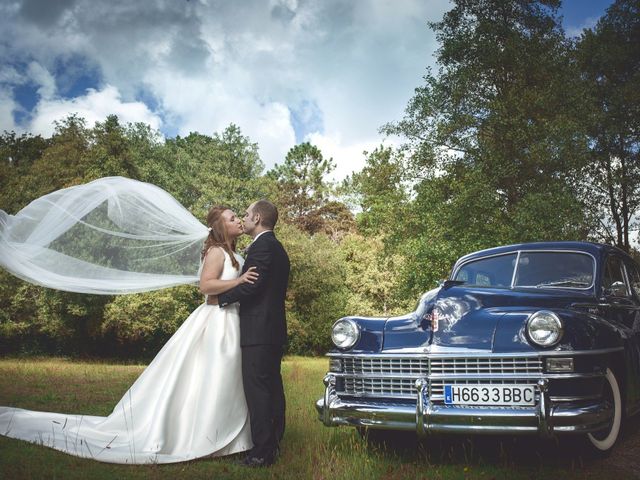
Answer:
(0, 0, 638, 358)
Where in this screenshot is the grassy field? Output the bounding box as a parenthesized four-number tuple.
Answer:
(0, 357, 635, 480)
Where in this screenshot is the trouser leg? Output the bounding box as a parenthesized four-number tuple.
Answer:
(242, 345, 284, 459)
(272, 349, 285, 443)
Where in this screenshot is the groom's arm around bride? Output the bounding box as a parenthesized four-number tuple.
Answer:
(217, 200, 290, 467)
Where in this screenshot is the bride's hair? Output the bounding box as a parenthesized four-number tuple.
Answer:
(201, 206, 240, 269)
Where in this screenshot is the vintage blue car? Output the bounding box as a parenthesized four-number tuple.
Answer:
(316, 241, 640, 453)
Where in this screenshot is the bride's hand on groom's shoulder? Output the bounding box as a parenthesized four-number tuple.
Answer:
(239, 266, 259, 285)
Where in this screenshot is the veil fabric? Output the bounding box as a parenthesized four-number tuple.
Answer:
(0, 177, 208, 294)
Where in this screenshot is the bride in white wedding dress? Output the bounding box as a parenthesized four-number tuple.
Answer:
(0, 180, 257, 464)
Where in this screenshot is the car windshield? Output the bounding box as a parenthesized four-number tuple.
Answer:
(453, 251, 594, 289)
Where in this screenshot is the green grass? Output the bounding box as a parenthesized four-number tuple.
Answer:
(0, 357, 630, 479)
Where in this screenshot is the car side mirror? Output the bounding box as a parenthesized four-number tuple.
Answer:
(606, 281, 628, 297)
(440, 279, 466, 289)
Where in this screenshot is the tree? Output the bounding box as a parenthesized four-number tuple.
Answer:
(158, 125, 266, 220)
(382, 0, 591, 288)
(338, 234, 412, 316)
(0, 118, 275, 357)
(102, 285, 201, 358)
(277, 223, 348, 354)
(0, 131, 50, 213)
(85, 114, 140, 179)
(268, 142, 337, 233)
(0, 131, 49, 168)
(312, 201, 356, 241)
(576, 0, 640, 251)
(344, 146, 408, 241)
(20, 114, 91, 200)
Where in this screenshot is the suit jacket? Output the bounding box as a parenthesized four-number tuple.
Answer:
(218, 231, 290, 346)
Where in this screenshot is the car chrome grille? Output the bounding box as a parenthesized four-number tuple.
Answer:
(335, 356, 543, 400)
(343, 377, 417, 397)
(343, 357, 428, 376)
(430, 357, 542, 375)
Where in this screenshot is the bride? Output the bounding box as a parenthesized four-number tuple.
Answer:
(0, 179, 259, 464)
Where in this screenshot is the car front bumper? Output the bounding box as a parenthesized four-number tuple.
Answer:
(316, 374, 613, 436)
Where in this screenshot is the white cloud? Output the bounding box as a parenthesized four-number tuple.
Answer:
(144, 71, 296, 170)
(305, 131, 399, 182)
(0, 88, 18, 133)
(0, 0, 450, 175)
(252, 102, 297, 169)
(26, 62, 56, 99)
(29, 85, 162, 136)
(0, 65, 25, 85)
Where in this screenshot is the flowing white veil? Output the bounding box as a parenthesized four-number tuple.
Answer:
(0, 177, 208, 294)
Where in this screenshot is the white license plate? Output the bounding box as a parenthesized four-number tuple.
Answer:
(444, 384, 535, 406)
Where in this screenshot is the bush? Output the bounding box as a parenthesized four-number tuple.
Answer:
(102, 286, 202, 358)
(278, 224, 348, 355)
(0, 271, 111, 356)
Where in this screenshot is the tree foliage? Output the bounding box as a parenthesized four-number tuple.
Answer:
(381, 0, 594, 293)
(277, 223, 348, 355)
(344, 146, 408, 241)
(575, 0, 640, 251)
(0, 120, 277, 357)
(268, 142, 341, 234)
(0, 118, 361, 357)
(1, 0, 639, 358)
(338, 234, 412, 316)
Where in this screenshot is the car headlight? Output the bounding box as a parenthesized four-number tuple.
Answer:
(331, 319, 360, 350)
(527, 310, 563, 347)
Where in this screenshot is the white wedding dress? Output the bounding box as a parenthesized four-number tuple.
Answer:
(0, 249, 252, 464)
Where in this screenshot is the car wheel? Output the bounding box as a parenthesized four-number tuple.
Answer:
(586, 367, 622, 454)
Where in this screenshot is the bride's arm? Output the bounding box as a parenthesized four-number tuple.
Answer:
(199, 248, 258, 295)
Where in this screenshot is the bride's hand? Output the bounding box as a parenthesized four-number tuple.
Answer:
(239, 266, 259, 285)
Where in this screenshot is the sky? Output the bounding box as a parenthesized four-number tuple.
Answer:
(0, 0, 616, 180)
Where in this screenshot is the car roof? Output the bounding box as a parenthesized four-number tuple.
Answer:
(452, 241, 631, 271)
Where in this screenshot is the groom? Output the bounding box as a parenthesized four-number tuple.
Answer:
(214, 200, 290, 467)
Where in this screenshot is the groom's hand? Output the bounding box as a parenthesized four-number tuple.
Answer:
(207, 295, 219, 305)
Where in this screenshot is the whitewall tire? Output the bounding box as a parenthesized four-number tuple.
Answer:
(586, 367, 622, 453)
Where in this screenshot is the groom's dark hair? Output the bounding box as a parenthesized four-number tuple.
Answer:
(253, 200, 278, 229)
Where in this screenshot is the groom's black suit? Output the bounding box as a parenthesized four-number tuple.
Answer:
(218, 231, 290, 462)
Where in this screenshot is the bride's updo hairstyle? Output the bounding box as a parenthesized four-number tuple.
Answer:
(201, 205, 240, 269)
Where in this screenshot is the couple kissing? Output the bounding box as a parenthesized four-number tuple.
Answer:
(0, 191, 290, 468)
(200, 200, 290, 467)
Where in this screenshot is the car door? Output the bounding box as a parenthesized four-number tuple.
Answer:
(602, 254, 634, 309)
(602, 253, 640, 414)
(621, 258, 640, 413)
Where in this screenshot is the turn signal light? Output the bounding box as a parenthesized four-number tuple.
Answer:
(546, 357, 574, 372)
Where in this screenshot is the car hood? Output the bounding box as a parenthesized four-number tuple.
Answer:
(382, 286, 598, 353)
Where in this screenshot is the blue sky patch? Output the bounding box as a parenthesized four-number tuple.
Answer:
(561, 0, 613, 35)
(53, 55, 102, 99)
(290, 99, 324, 143)
(12, 82, 38, 125)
